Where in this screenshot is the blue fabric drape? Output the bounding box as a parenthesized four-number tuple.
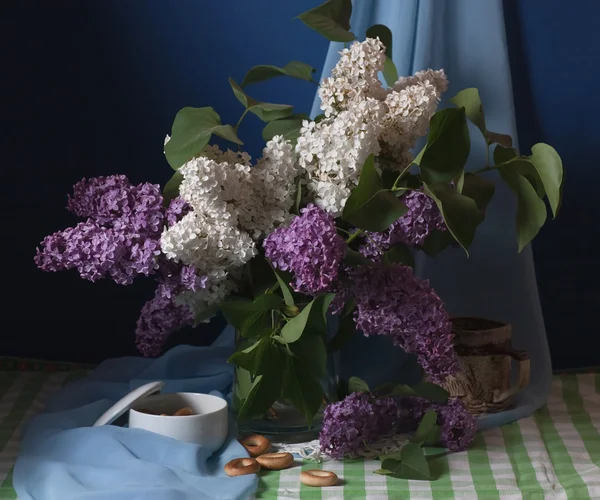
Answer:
(313, 0, 552, 430)
(14, 326, 257, 500)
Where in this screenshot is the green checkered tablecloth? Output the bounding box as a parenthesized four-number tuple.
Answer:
(1, 359, 600, 499)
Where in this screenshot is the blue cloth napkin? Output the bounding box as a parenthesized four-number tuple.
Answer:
(14, 325, 258, 500)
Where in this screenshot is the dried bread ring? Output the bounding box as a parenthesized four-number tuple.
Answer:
(224, 458, 260, 477)
(300, 470, 338, 487)
(239, 434, 271, 457)
(255, 452, 294, 470)
(173, 406, 194, 416)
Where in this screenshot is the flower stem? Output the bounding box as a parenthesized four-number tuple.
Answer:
(234, 108, 249, 133)
(346, 229, 364, 245)
(391, 161, 414, 191)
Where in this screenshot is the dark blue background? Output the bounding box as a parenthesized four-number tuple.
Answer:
(1, 0, 597, 368)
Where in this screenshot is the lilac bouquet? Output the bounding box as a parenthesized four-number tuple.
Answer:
(35, 0, 563, 479)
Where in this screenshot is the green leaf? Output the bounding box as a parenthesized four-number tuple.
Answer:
(228, 337, 279, 376)
(342, 154, 408, 231)
(343, 247, 371, 267)
(291, 331, 328, 378)
(237, 372, 281, 420)
(229, 77, 257, 108)
(499, 168, 547, 252)
(296, 0, 355, 42)
(450, 88, 486, 137)
(251, 102, 295, 122)
(380, 444, 432, 480)
(282, 351, 323, 424)
(512, 159, 546, 198)
(293, 177, 303, 215)
(383, 57, 399, 87)
(422, 183, 483, 254)
(399, 443, 432, 480)
(389, 381, 448, 404)
(415, 108, 470, 185)
(493, 145, 518, 166)
(460, 173, 496, 212)
(486, 130, 513, 148)
(280, 294, 335, 343)
(413, 382, 449, 404)
(378, 451, 403, 462)
(272, 267, 294, 307)
(421, 228, 455, 257)
(373, 468, 393, 476)
(382, 243, 414, 268)
(411, 410, 438, 446)
(348, 376, 370, 393)
(162, 171, 183, 205)
(451, 88, 512, 147)
(229, 78, 294, 122)
(164, 107, 243, 170)
(423, 425, 442, 447)
(327, 312, 356, 352)
(529, 143, 563, 218)
(456, 170, 465, 194)
(262, 115, 307, 144)
(282, 61, 318, 81)
(241, 61, 316, 87)
(236, 339, 286, 419)
(220, 294, 284, 338)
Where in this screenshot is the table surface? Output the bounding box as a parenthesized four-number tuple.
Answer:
(1, 358, 599, 499)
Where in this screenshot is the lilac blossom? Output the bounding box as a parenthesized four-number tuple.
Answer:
(34, 221, 160, 285)
(404, 397, 477, 452)
(263, 204, 346, 295)
(319, 392, 400, 458)
(35, 176, 213, 357)
(165, 197, 190, 227)
(35, 176, 164, 285)
(343, 262, 458, 383)
(360, 191, 446, 259)
(67, 175, 163, 234)
(135, 293, 194, 357)
(157, 262, 207, 298)
(135, 263, 208, 357)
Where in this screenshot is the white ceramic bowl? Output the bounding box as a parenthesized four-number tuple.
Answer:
(129, 392, 228, 452)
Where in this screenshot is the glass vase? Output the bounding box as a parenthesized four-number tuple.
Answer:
(232, 316, 340, 444)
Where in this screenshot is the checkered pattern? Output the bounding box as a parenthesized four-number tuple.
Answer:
(1, 363, 600, 499)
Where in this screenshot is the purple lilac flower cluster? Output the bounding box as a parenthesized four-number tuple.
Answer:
(404, 397, 477, 452)
(319, 392, 476, 458)
(34, 175, 204, 356)
(319, 392, 400, 459)
(135, 263, 207, 357)
(343, 262, 458, 383)
(360, 191, 446, 260)
(35, 175, 164, 285)
(263, 204, 346, 295)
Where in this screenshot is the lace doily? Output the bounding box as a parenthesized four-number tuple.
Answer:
(272, 432, 410, 462)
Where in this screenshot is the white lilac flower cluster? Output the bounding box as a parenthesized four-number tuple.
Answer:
(297, 38, 448, 216)
(296, 98, 385, 215)
(160, 137, 299, 317)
